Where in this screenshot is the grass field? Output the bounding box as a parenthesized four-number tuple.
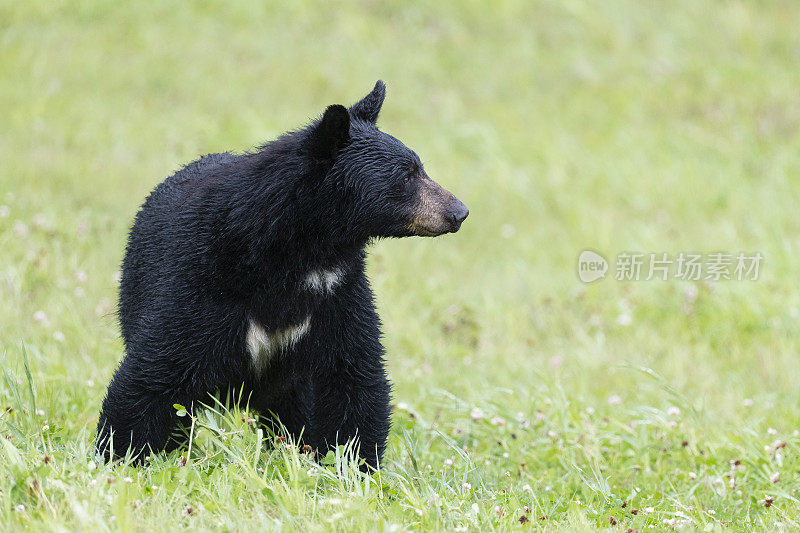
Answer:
(2, 1, 800, 530)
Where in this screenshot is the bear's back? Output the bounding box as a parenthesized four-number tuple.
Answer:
(144, 152, 237, 214)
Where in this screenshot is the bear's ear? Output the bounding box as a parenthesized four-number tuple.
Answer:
(307, 104, 351, 160)
(349, 80, 386, 123)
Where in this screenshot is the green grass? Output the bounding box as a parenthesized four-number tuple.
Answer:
(2, 1, 800, 530)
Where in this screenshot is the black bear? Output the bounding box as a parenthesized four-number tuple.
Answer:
(96, 81, 468, 470)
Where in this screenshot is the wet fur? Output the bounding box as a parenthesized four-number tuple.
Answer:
(96, 82, 466, 469)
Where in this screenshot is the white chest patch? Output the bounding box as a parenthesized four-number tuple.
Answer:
(305, 267, 344, 293)
(246, 317, 311, 373)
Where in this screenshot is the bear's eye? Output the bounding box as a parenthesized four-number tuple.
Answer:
(403, 175, 411, 184)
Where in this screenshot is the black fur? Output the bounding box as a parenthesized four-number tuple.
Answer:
(96, 81, 468, 470)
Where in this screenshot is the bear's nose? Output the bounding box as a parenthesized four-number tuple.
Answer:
(453, 202, 469, 224)
(454, 204, 469, 224)
(450, 201, 469, 231)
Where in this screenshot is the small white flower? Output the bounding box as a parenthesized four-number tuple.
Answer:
(707, 509, 716, 515)
(608, 395, 622, 406)
(36, 409, 45, 416)
(41, 424, 49, 431)
(95, 299, 112, 316)
(462, 482, 472, 491)
(768, 428, 778, 435)
(522, 483, 532, 492)
(644, 507, 655, 513)
(14, 221, 29, 236)
(666, 420, 678, 428)
(124, 477, 133, 483)
(53, 331, 66, 342)
(743, 398, 754, 407)
(667, 406, 681, 416)
(585, 407, 595, 415)
(684, 285, 698, 301)
(396, 402, 409, 411)
(15, 504, 25, 513)
(444, 458, 453, 467)
(430, 493, 441, 507)
(770, 472, 780, 483)
(75, 269, 88, 283)
(32, 213, 47, 228)
(76, 221, 89, 238)
(616, 314, 632, 326)
(688, 472, 697, 480)
(470, 407, 484, 420)
(490, 416, 506, 426)
(33, 310, 48, 324)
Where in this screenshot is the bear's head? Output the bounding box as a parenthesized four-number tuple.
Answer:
(303, 81, 468, 240)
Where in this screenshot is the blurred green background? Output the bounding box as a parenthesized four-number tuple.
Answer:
(1, 1, 799, 530)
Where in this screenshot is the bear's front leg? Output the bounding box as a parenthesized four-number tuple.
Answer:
(96, 357, 194, 462)
(310, 361, 391, 471)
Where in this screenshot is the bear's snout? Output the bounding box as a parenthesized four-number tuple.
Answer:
(408, 179, 469, 237)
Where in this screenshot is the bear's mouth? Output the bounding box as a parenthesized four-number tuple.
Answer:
(408, 220, 446, 237)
